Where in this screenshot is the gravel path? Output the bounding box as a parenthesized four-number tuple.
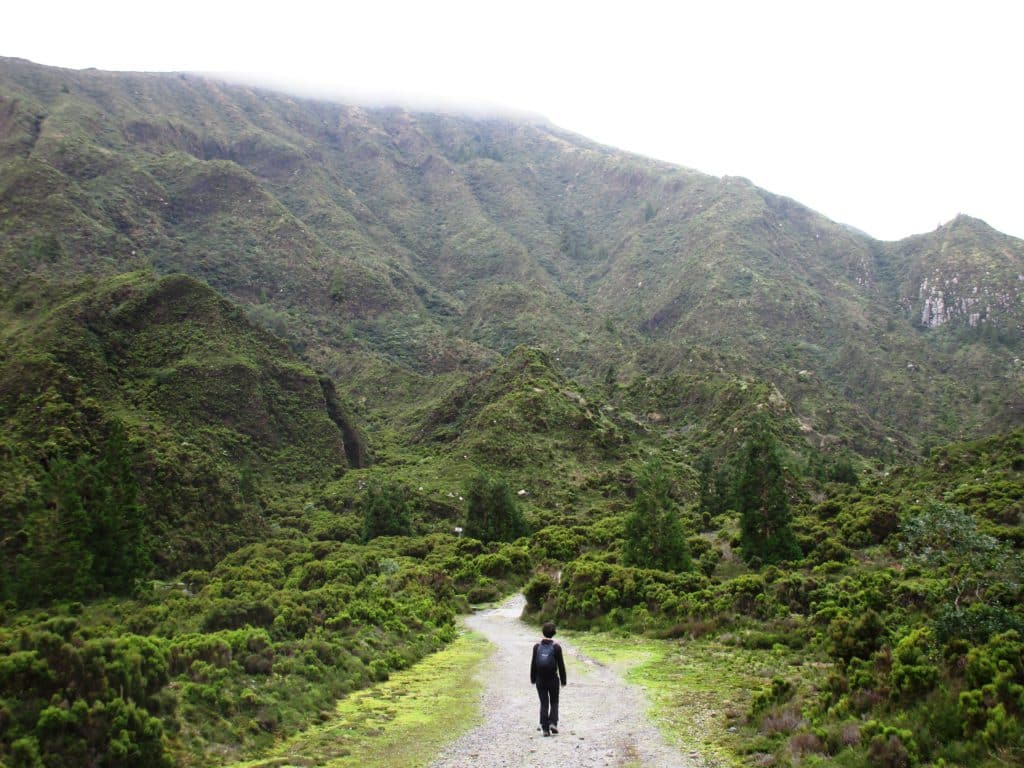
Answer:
(428, 596, 700, 768)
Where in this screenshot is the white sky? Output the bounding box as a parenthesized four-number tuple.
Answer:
(4, 1, 1022, 240)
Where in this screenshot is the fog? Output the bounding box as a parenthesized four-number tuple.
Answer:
(3, 0, 1022, 240)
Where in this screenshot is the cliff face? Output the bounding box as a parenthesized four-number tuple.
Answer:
(890, 215, 1023, 336)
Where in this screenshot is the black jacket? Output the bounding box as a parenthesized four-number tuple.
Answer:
(530, 638, 567, 685)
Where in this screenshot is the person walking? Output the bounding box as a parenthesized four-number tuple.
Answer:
(530, 621, 567, 736)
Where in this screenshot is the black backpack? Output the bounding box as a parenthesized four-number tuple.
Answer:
(535, 642, 557, 672)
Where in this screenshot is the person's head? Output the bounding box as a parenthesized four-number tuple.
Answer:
(542, 621, 556, 638)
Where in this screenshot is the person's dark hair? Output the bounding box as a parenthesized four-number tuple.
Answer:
(542, 621, 556, 638)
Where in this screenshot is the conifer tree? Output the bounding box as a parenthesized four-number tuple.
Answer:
(697, 453, 716, 517)
(623, 461, 691, 572)
(15, 456, 94, 604)
(735, 424, 801, 565)
(362, 481, 413, 540)
(10, 422, 149, 605)
(464, 472, 528, 542)
(87, 423, 149, 592)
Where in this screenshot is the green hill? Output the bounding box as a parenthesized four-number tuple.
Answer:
(1, 57, 1021, 459)
(0, 271, 364, 587)
(1, 57, 1022, 767)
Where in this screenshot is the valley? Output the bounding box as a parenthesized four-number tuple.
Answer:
(0, 57, 1022, 767)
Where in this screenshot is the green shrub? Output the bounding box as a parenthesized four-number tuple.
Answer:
(529, 525, 583, 562)
(524, 573, 555, 611)
(810, 537, 851, 565)
(867, 732, 915, 768)
(958, 630, 1024, 746)
(890, 628, 939, 700)
(828, 609, 887, 663)
(934, 602, 1024, 645)
(750, 677, 794, 716)
(552, 557, 707, 628)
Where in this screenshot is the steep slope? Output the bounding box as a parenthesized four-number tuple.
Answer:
(889, 214, 1023, 339)
(1, 57, 1021, 457)
(417, 345, 630, 468)
(0, 271, 363, 580)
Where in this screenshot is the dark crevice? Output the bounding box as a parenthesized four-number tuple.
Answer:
(319, 376, 370, 469)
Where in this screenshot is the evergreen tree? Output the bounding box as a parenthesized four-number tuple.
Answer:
(15, 456, 94, 604)
(86, 423, 149, 592)
(10, 422, 150, 605)
(464, 472, 528, 543)
(362, 481, 413, 540)
(711, 461, 736, 517)
(623, 461, 691, 572)
(697, 453, 716, 517)
(735, 425, 801, 565)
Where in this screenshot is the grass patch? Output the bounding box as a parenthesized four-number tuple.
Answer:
(228, 629, 492, 768)
(569, 633, 816, 767)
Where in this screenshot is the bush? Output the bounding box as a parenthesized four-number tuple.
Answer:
(0, 631, 173, 767)
(466, 583, 501, 604)
(0, 534, 463, 766)
(810, 537, 851, 565)
(958, 630, 1024, 745)
(867, 733, 915, 768)
(890, 628, 939, 700)
(524, 573, 556, 612)
(828, 609, 887, 663)
(750, 677, 794, 716)
(529, 525, 583, 562)
(552, 557, 707, 628)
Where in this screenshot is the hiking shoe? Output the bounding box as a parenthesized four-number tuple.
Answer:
(549, 726, 558, 734)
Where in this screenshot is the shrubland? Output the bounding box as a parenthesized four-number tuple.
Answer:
(528, 427, 1024, 766)
(0, 57, 1022, 767)
(0, 263, 1021, 767)
(0, 529, 538, 766)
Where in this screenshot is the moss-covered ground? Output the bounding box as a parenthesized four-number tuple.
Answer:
(228, 629, 492, 768)
(569, 633, 819, 767)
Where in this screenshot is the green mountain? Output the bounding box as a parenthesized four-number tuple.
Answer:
(1, 56, 1021, 463)
(0, 271, 364, 587)
(1, 57, 1023, 767)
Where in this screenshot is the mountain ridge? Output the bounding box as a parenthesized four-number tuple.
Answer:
(1, 56, 1023, 768)
(1, 56, 1021, 459)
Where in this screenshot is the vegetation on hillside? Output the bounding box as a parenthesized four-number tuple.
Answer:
(0, 272, 361, 589)
(0, 58, 1021, 767)
(530, 428, 1024, 766)
(1, 57, 1021, 458)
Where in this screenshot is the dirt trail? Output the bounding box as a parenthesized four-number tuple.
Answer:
(428, 595, 699, 768)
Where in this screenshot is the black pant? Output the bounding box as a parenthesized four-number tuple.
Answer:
(536, 676, 560, 729)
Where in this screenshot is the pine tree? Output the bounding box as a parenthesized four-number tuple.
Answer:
(87, 423, 149, 592)
(464, 472, 528, 543)
(16, 456, 94, 604)
(623, 461, 691, 572)
(735, 425, 801, 565)
(697, 453, 716, 516)
(362, 481, 413, 540)
(11, 422, 150, 605)
(712, 462, 736, 517)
